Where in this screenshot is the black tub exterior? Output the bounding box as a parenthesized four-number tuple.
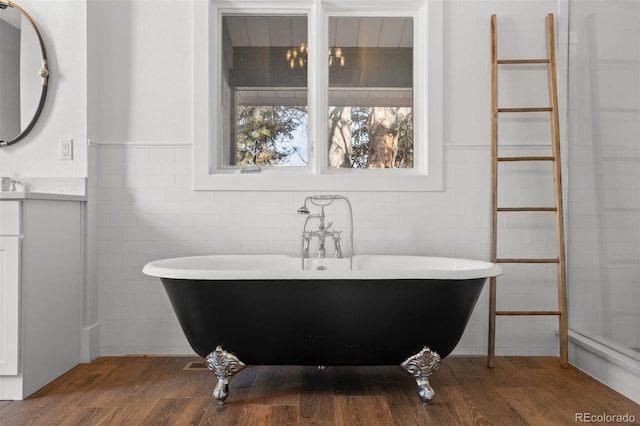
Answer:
(161, 277, 486, 366)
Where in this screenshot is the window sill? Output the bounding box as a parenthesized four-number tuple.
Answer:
(193, 168, 441, 191)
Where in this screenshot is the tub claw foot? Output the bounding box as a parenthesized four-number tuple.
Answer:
(205, 345, 246, 404)
(400, 347, 441, 404)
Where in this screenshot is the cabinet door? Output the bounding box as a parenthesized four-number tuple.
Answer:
(0, 201, 20, 236)
(0, 237, 20, 375)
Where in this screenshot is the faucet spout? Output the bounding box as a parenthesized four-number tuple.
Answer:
(317, 236, 326, 258)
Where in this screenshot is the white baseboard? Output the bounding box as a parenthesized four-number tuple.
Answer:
(569, 330, 640, 404)
(81, 323, 100, 363)
(0, 375, 24, 400)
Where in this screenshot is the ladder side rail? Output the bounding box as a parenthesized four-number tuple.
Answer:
(545, 13, 569, 367)
(488, 13, 499, 368)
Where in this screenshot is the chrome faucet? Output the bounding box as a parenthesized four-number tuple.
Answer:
(305, 215, 341, 258)
(297, 195, 353, 269)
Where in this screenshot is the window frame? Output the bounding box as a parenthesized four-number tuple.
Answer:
(193, 0, 443, 191)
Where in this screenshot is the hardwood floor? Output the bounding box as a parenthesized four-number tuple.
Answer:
(1, 356, 638, 425)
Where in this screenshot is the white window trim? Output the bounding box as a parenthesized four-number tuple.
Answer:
(193, 0, 443, 191)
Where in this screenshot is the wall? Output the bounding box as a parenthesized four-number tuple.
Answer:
(0, 0, 87, 177)
(90, 0, 566, 356)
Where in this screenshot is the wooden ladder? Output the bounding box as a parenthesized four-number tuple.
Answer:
(488, 13, 568, 368)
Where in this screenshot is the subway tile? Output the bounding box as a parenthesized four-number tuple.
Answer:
(149, 175, 175, 188)
(98, 148, 126, 162)
(241, 240, 270, 254)
(241, 191, 295, 202)
(126, 148, 151, 163)
(186, 189, 216, 202)
(98, 160, 125, 176)
(175, 174, 192, 189)
(139, 187, 190, 201)
(99, 174, 125, 188)
(136, 159, 163, 175)
(97, 187, 137, 202)
(162, 159, 190, 176)
(148, 148, 176, 163)
(213, 191, 243, 203)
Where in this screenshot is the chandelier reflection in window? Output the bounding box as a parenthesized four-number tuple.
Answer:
(286, 43, 307, 69)
(285, 44, 345, 70)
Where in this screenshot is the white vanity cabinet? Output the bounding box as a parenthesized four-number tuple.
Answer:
(0, 195, 85, 400)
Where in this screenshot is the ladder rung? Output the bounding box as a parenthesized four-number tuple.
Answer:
(497, 58, 550, 64)
(498, 107, 553, 113)
(497, 207, 557, 212)
(496, 258, 559, 264)
(498, 156, 555, 162)
(496, 310, 561, 316)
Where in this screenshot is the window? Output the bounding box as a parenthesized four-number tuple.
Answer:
(193, 0, 443, 191)
(327, 17, 414, 170)
(220, 15, 309, 169)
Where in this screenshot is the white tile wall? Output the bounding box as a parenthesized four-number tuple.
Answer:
(96, 144, 562, 356)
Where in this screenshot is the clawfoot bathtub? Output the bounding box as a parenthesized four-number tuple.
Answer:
(143, 254, 501, 404)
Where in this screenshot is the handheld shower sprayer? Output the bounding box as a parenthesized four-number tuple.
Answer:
(298, 195, 343, 215)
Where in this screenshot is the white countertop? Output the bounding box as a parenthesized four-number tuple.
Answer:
(0, 192, 87, 202)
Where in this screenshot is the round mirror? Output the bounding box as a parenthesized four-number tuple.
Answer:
(0, 0, 49, 147)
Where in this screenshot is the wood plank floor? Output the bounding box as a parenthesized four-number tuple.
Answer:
(1, 356, 638, 425)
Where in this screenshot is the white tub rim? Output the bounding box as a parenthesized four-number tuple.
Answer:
(142, 254, 503, 281)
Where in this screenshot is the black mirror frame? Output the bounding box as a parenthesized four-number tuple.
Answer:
(0, 0, 49, 147)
